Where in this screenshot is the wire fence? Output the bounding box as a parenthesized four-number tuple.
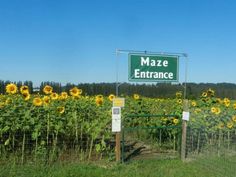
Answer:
(186, 125, 236, 176)
(120, 114, 182, 162)
(121, 127, 181, 162)
(187, 127, 236, 157)
(0, 124, 115, 164)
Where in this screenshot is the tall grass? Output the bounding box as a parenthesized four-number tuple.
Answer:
(1, 156, 235, 177)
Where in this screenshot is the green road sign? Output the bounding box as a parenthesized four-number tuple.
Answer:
(128, 53, 179, 82)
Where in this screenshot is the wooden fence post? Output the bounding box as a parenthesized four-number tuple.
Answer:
(181, 99, 189, 161)
(116, 132, 121, 162)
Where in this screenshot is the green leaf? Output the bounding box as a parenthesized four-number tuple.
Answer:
(4, 138, 10, 146)
(32, 132, 38, 140)
(2, 126, 10, 133)
(95, 144, 101, 152)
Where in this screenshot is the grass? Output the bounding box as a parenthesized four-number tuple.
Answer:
(0, 156, 236, 177)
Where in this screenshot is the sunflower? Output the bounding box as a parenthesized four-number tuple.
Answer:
(227, 122, 233, 129)
(201, 92, 207, 98)
(43, 96, 50, 105)
(22, 92, 30, 101)
(20, 85, 29, 94)
(202, 97, 209, 103)
(177, 99, 182, 104)
(225, 102, 230, 107)
(215, 107, 221, 115)
(223, 98, 230, 107)
(173, 118, 179, 125)
(95, 96, 103, 106)
(108, 94, 115, 102)
(224, 98, 230, 103)
(216, 98, 222, 104)
(232, 115, 236, 122)
(60, 92, 68, 100)
(191, 101, 197, 107)
(133, 94, 140, 100)
(207, 88, 215, 97)
(5, 98, 12, 104)
(6, 83, 18, 94)
(233, 103, 236, 110)
(161, 117, 168, 125)
(69, 87, 82, 97)
(57, 106, 65, 114)
(175, 91, 182, 98)
(50, 92, 59, 100)
(33, 97, 43, 106)
(43, 85, 53, 95)
(211, 107, 216, 113)
(194, 108, 202, 114)
(218, 122, 224, 129)
(95, 95, 103, 99)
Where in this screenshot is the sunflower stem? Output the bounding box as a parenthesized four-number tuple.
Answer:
(218, 130, 221, 157)
(80, 115, 83, 157)
(35, 132, 38, 162)
(74, 111, 78, 145)
(12, 133, 15, 153)
(21, 131, 26, 164)
(52, 130, 58, 162)
(173, 134, 176, 151)
(159, 129, 162, 146)
(197, 131, 200, 154)
(88, 137, 94, 160)
(47, 113, 50, 146)
(227, 131, 230, 150)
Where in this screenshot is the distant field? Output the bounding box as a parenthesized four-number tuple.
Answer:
(1, 156, 236, 177)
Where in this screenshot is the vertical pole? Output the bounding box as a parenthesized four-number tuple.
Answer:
(122, 129, 125, 163)
(183, 54, 188, 100)
(115, 49, 121, 162)
(116, 132, 121, 162)
(181, 54, 188, 161)
(116, 49, 119, 97)
(181, 99, 189, 161)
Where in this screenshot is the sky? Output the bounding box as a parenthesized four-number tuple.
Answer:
(1, 0, 236, 86)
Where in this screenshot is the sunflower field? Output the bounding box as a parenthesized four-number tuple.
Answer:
(0, 84, 236, 164)
(187, 89, 236, 158)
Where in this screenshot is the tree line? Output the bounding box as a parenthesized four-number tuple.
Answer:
(1, 80, 236, 99)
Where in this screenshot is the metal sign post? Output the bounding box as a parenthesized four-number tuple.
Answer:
(115, 49, 189, 162)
